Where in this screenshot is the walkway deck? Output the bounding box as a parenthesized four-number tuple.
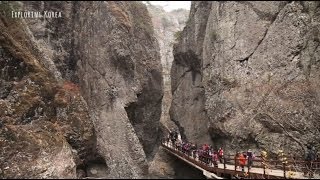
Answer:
(161, 142, 319, 179)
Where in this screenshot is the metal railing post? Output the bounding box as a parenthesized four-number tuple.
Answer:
(234, 156, 237, 171)
(283, 163, 286, 179)
(223, 157, 226, 175)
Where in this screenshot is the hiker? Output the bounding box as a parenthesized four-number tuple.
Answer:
(202, 144, 209, 152)
(205, 144, 209, 151)
(218, 147, 224, 163)
(238, 152, 246, 172)
(212, 151, 219, 167)
(304, 145, 316, 177)
(178, 133, 182, 143)
(169, 129, 173, 145)
(190, 143, 195, 155)
(173, 130, 178, 144)
(191, 143, 197, 158)
(247, 149, 254, 170)
(200, 145, 210, 164)
(165, 133, 170, 145)
(170, 129, 178, 148)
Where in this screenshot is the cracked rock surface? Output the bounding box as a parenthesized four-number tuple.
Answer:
(1, 1, 163, 179)
(171, 1, 320, 156)
(0, 3, 95, 178)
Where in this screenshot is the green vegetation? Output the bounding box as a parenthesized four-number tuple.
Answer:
(221, 77, 238, 88)
(130, 2, 154, 35)
(0, 1, 12, 16)
(185, 18, 191, 26)
(210, 30, 218, 42)
(174, 30, 182, 41)
(0, 1, 22, 27)
(0, 1, 20, 17)
(161, 17, 172, 28)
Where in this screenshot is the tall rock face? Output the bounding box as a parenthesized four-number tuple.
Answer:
(74, 2, 163, 178)
(172, 1, 320, 156)
(146, 4, 190, 178)
(0, 1, 163, 179)
(0, 2, 95, 178)
(146, 3, 189, 132)
(171, 1, 213, 145)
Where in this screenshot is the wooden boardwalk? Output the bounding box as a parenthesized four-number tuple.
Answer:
(161, 142, 320, 179)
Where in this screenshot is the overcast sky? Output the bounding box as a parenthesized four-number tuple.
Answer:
(145, 1, 191, 12)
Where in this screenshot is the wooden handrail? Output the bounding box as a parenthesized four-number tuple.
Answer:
(161, 142, 320, 179)
(161, 141, 320, 177)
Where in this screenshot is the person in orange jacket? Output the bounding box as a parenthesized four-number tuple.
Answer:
(238, 153, 246, 172)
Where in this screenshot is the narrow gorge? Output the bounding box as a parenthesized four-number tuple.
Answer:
(1, 1, 319, 179)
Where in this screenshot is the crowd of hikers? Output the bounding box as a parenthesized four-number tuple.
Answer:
(165, 129, 255, 171)
(165, 129, 318, 178)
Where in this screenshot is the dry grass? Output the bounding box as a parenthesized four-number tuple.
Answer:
(62, 81, 80, 93)
(0, 3, 47, 75)
(129, 1, 154, 35)
(109, 1, 132, 30)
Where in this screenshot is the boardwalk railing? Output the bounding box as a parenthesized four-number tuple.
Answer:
(161, 139, 320, 179)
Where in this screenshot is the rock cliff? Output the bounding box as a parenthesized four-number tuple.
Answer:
(147, 3, 188, 133)
(0, 1, 163, 178)
(75, 2, 163, 178)
(146, 4, 190, 178)
(0, 2, 95, 178)
(171, 1, 320, 156)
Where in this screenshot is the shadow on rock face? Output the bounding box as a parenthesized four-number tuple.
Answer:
(84, 156, 109, 178)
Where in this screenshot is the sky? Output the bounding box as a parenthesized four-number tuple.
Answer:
(144, 1, 191, 12)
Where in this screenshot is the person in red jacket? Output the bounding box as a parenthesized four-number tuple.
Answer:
(218, 147, 224, 163)
(212, 151, 218, 167)
(238, 153, 246, 172)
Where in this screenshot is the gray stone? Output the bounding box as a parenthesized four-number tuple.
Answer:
(171, 1, 320, 156)
(146, 4, 189, 178)
(6, 1, 164, 178)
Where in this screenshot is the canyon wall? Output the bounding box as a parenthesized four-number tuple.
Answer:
(146, 4, 192, 178)
(171, 1, 320, 156)
(74, 2, 163, 178)
(0, 2, 95, 178)
(146, 4, 188, 129)
(0, 1, 163, 178)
